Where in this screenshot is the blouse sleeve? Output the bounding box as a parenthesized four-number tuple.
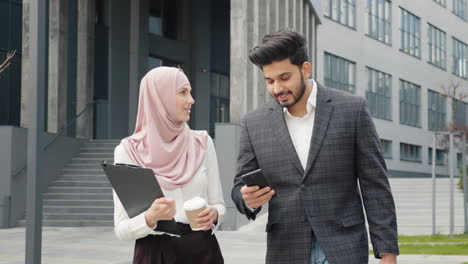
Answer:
(112, 144, 158, 241)
(205, 137, 226, 231)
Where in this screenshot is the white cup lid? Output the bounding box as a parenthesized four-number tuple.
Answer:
(183, 196, 206, 211)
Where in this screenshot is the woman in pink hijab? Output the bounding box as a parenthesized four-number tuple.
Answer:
(112, 67, 225, 264)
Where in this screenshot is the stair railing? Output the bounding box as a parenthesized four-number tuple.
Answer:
(12, 100, 98, 178)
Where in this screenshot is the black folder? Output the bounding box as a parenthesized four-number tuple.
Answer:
(101, 162, 181, 236)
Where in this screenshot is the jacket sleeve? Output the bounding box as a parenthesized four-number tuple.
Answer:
(231, 117, 262, 220)
(355, 99, 399, 258)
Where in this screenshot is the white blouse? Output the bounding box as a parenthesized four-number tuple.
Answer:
(112, 136, 226, 241)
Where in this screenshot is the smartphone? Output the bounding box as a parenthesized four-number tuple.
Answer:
(240, 169, 272, 189)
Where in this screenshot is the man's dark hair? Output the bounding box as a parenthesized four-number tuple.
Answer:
(248, 29, 309, 68)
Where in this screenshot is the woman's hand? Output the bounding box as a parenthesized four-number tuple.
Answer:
(195, 207, 218, 231)
(144, 198, 176, 228)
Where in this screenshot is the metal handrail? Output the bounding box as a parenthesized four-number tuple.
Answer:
(42, 100, 97, 151)
(12, 100, 98, 178)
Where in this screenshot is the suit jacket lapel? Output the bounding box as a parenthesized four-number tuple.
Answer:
(304, 84, 334, 179)
(268, 101, 305, 175)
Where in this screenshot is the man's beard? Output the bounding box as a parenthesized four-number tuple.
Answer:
(277, 76, 307, 108)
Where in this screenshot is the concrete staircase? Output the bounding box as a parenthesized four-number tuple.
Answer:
(18, 140, 120, 227)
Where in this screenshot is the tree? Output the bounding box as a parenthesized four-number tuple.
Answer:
(440, 77, 468, 130)
(0, 50, 16, 79)
(434, 78, 468, 148)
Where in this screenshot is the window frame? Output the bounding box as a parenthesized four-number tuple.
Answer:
(366, 66, 392, 120)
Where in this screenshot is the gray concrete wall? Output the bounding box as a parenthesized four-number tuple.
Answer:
(0, 126, 27, 227)
(214, 123, 253, 230)
(8, 127, 27, 227)
(0, 126, 86, 227)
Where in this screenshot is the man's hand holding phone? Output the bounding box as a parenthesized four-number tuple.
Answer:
(240, 185, 275, 209)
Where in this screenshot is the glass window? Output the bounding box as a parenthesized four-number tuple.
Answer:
(324, 52, 356, 93)
(428, 24, 446, 69)
(400, 8, 421, 57)
(0, 0, 22, 126)
(454, 99, 467, 127)
(428, 147, 447, 166)
(400, 143, 422, 162)
(366, 67, 392, 120)
(457, 152, 463, 168)
(399, 80, 421, 127)
(210, 72, 230, 136)
(428, 90, 447, 131)
(367, 0, 391, 44)
(148, 56, 184, 71)
(453, 38, 468, 79)
(323, 0, 356, 28)
(381, 139, 393, 159)
(453, 0, 467, 20)
(149, 0, 181, 39)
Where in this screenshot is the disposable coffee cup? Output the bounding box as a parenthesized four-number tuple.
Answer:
(183, 196, 207, 231)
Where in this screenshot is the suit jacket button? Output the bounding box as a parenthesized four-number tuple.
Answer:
(300, 184, 305, 190)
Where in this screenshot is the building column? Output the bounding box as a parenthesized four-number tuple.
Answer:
(229, 0, 248, 124)
(76, 0, 95, 139)
(47, 0, 69, 133)
(20, 0, 30, 128)
(230, 0, 321, 123)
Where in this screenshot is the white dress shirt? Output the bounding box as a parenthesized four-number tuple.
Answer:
(245, 79, 318, 212)
(112, 136, 226, 241)
(283, 79, 317, 169)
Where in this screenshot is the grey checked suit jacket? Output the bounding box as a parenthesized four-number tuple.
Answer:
(231, 83, 399, 264)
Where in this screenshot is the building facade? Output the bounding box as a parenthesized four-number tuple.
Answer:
(317, 0, 468, 177)
(0, 0, 322, 227)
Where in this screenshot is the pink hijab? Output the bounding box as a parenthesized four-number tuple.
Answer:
(121, 67, 208, 190)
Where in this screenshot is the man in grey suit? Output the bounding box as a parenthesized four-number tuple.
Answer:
(231, 29, 399, 264)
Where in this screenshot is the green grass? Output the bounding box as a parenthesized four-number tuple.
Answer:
(398, 234, 468, 243)
(370, 243, 468, 255)
(369, 234, 468, 255)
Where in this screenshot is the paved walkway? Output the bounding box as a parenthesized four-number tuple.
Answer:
(1, 224, 468, 264)
(1, 178, 467, 263)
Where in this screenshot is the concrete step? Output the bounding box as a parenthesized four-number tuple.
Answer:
(77, 153, 114, 159)
(43, 206, 113, 214)
(84, 142, 120, 148)
(89, 140, 121, 143)
(70, 158, 112, 165)
(61, 169, 105, 175)
(43, 213, 113, 221)
(51, 181, 111, 188)
(60, 175, 109, 181)
(43, 199, 113, 207)
(47, 187, 112, 194)
(16, 219, 114, 227)
(64, 164, 105, 170)
(43, 193, 113, 200)
(80, 147, 115, 153)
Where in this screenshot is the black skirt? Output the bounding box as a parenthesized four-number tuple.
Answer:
(133, 223, 224, 264)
